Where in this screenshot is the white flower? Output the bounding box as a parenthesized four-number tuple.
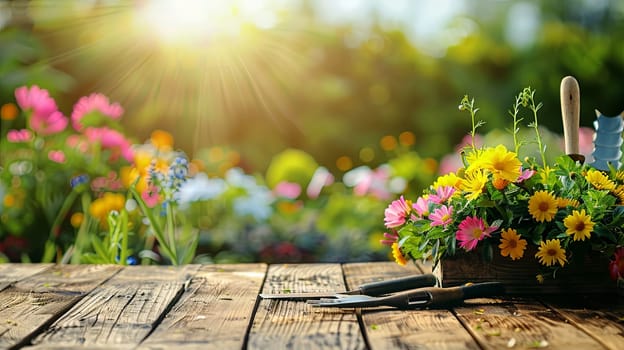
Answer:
(177, 173, 227, 207)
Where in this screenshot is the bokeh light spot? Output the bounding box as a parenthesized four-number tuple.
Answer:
(336, 156, 353, 171)
(380, 135, 397, 151)
(399, 131, 415, 146)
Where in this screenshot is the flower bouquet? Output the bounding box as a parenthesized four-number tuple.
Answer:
(382, 77, 624, 294)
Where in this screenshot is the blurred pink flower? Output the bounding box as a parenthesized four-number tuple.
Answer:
(345, 165, 391, 200)
(456, 216, 499, 251)
(274, 181, 301, 199)
(380, 230, 399, 246)
(71, 93, 123, 131)
(84, 127, 134, 162)
(14, 85, 58, 117)
(48, 150, 66, 163)
(609, 247, 624, 281)
(7, 129, 33, 143)
(91, 172, 123, 192)
(66, 135, 89, 153)
(142, 185, 160, 208)
(306, 166, 334, 199)
(30, 110, 68, 135)
(517, 168, 536, 183)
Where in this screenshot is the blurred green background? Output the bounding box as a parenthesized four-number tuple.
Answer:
(1, 0, 623, 174)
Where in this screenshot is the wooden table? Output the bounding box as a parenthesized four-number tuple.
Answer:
(0, 262, 623, 350)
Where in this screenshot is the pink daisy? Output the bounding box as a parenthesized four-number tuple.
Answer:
(429, 205, 453, 228)
(384, 195, 412, 228)
(456, 216, 499, 251)
(380, 230, 399, 246)
(517, 168, 536, 183)
(14, 85, 58, 117)
(428, 185, 455, 204)
(71, 93, 123, 131)
(30, 110, 68, 135)
(84, 127, 134, 162)
(7, 129, 33, 143)
(413, 196, 430, 218)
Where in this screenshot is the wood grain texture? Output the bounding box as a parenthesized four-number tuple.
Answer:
(344, 262, 481, 350)
(27, 265, 199, 349)
(0, 264, 121, 349)
(0, 264, 52, 292)
(542, 296, 624, 350)
(137, 263, 267, 350)
(248, 264, 366, 350)
(454, 299, 607, 349)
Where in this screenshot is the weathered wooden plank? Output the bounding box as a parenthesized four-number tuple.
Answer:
(454, 299, 608, 349)
(541, 295, 624, 350)
(344, 262, 481, 350)
(0, 264, 53, 292)
(0, 264, 121, 349)
(137, 263, 267, 350)
(248, 264, 366, 350)
(26, 265, 199, 349)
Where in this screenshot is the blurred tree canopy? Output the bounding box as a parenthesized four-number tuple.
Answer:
(1, 0, 623, 173)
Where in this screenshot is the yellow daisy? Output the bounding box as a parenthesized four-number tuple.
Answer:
(585, 169, 616, 191)
(432, 172, 463, 190)
(535, 239, 567, 267)
(563, 209, 594, 241)
(613, 185, 624, 204)
(479, 145, 522, 182)
(460, 169, 488, 201)
(498, 228, 527, 260)
(528, 190, 558, 222)
(392, 242, 407, 266)
(557, 197, 580, 208)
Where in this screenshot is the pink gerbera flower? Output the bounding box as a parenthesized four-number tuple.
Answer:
(71, 93, 123, 131)
(384, 196, 412, 228)
(413, 197, 430, 218)
(84, 127, 134, 162)
(48, 150, 66, 163)
(14, 85, 58, 117)
(429, 185, 455, 204)
(7, 129, 33, 143)
(429, 205, 453, 228)
(30, 110, 68, 135)
(456, 216, 499, 251)
(609, 247, 624, 280)
(517, 168, 536, 183)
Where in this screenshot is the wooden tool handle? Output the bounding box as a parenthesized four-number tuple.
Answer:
(560, 76, 581, 156)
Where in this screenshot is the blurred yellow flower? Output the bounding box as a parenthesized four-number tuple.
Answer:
(150, 129, 174, 151)
(70, 213, 84, 228)
(89, 192, 125, 225)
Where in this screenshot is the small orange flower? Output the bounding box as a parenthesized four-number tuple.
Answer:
(492, 177, 510, 190)
(1, 103, 18, 120)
